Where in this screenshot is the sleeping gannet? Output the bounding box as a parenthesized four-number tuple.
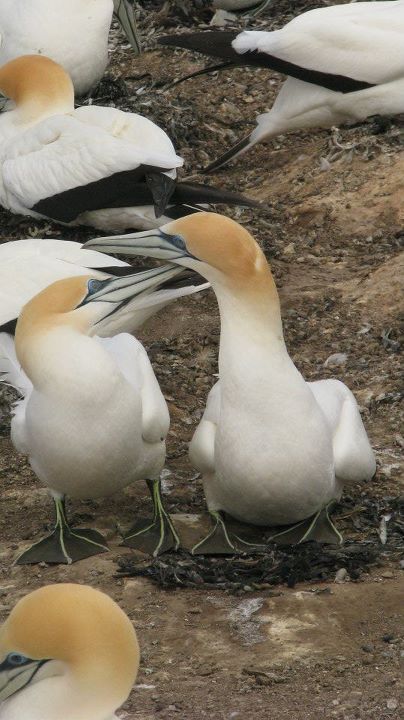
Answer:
(86, 213, 376, 552)
(0, 0, 140, 97)
(0, 238, 208, 337)
(0, 55, 258, 231)
(0, 266, 205, 563)
(159, 0, 404, 171)
(0, 583, 139, 720)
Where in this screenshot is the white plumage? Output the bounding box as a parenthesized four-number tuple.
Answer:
(0, 0, 140, 97)
(0, 55, 256, 230)
(160, 1, 404, 170)
(88, 212, 377, 546)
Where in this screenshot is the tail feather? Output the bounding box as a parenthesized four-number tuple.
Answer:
(0, 333, 32, 397)
(172, 180, 260, 208)
(159, 31, 241, 63)
(202, 134, 255, 173)
(165, 61, 235, 89)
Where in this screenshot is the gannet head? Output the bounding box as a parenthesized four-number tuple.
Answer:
(0, 584, 139, 716)
(0, 55, 74, 123)
(15, 265, 183, 369)
(84, 213, 273, 292)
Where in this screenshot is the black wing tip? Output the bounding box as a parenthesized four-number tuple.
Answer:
(202, 135, 253, 174)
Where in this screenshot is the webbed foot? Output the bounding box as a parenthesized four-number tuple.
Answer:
(16, 497, 109, 565)
(192, 511, 266, 555)
(268, 503, 343, 545)
(123, 478, 180, 557)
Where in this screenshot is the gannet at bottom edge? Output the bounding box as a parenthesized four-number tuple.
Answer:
(0, 583, 139, 720)
(0, 267, 205, 563)
(86, 212, 376, 553)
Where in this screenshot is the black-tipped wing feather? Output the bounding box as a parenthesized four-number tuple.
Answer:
(159, 31, 375, 94)
(171, 181, 260, 209)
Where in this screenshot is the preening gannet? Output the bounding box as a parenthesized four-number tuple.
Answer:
(0, 55, 258, 231)
(86, 212, 376, 552)
(0, 238, 208, 337)
(159, 0, 404, 171)
(0, 266, 206, 562)
(0, 0, 140, 97)
(0, 583, 139, 720)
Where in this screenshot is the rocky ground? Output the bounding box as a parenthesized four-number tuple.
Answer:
(0, 2, 403, 718)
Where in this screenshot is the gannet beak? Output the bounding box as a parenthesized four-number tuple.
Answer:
(84, 229, 192, 262)
(113, 0, 141, 54)
(78, 263, 185, 320)
(0, 655, 48, 702)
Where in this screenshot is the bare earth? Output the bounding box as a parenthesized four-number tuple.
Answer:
(0, 2, 403, 718)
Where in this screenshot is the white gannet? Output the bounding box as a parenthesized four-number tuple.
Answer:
(0, 583, 139, 720)
(0, 55, 258, 231)
(0, 237, 208, 337)
(0, 265, 207, 563)
(86, 212, 377, 552)
(0, 0, 140, 97)
(159, 0, 404, 171)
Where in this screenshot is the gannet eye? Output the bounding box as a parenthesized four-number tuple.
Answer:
(7, 652, 29, 666)
(87, 279, 106, 295)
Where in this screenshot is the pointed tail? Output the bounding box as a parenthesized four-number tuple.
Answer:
(171, 180, 260, 208)
(202, 134, 255, 173)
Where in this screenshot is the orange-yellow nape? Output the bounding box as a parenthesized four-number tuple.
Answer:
(0, 584, 139, 697)
(164, 212, 271, 285)
(0, 54, 74, 110)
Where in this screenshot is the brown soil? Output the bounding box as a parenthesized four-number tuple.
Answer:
(0, 2, 403, 719)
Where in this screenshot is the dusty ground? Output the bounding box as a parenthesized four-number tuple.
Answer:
(0, 1, 403, 718)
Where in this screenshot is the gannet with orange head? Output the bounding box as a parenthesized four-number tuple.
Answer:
(2, 267, 189, 563)
(0, 583, 139, 720)
(0, 55, 258, 231)
(0, 0, 140, 97)
(85, 212, 376, 551)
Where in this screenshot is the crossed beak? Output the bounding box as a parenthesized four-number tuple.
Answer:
(113, 0, 141, 54)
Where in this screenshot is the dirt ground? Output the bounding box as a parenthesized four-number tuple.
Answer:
(0, 1, 403, 718)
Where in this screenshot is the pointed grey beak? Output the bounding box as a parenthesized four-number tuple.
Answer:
(113, 0, 141, 54)
(0, 655, 48, 703)
(79, 263, 184, 319)
(84, 229, 192, 262)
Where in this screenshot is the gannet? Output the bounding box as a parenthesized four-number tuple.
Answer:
(0, 55, 258, 231)
(0, 238, 208, 337)
(0, 583, 139, 720)
(86, 213, 377, 552)
(159, 0, 404, 171)
(0, 0, 140, 97)
(0, 266, 206, 562)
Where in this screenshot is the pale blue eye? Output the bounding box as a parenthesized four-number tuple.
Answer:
(7, 653, 28, 666)
(87, 279, 106, 295)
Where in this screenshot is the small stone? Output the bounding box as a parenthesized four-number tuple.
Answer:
(399, 559, 404, 570)
(324, 353, 348, 368)
(283, 242, 295, 255)
(361, 644, 374, 653)
(362, 655, 374, 666)
(381, 570, 394, 578)
(335, 568, 349, 583)
(382, 634, 395, 643)
(386, 699, 398, 710)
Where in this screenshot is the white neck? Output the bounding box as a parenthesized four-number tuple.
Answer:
(0, 671, 118, 720)
(214, 283, 304, 405)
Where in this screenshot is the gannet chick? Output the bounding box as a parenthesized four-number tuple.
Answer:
(0, 55, 258, 231)
(86, 212, 376, 552)
(159, 1, 404, 171)
(0, 0, 140, 97)
(1, 268, 191, 563)
(0, 583, 139, 720)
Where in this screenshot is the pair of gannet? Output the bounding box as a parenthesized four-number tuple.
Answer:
(0, 55, 257, 232)
(0, 0, 140, 97)
(160, 0, 404, 171)
(87, 213, 376, 550)
(0, 240, 209, 563)
(0, 584, 139, 720)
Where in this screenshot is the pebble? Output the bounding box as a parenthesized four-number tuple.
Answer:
(335, 568, 349, 583)
(386, 699, 398, 710)
(361, 644, 374, 653)
(324, 352, 348, 368)
(381, 570, 394, 578)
